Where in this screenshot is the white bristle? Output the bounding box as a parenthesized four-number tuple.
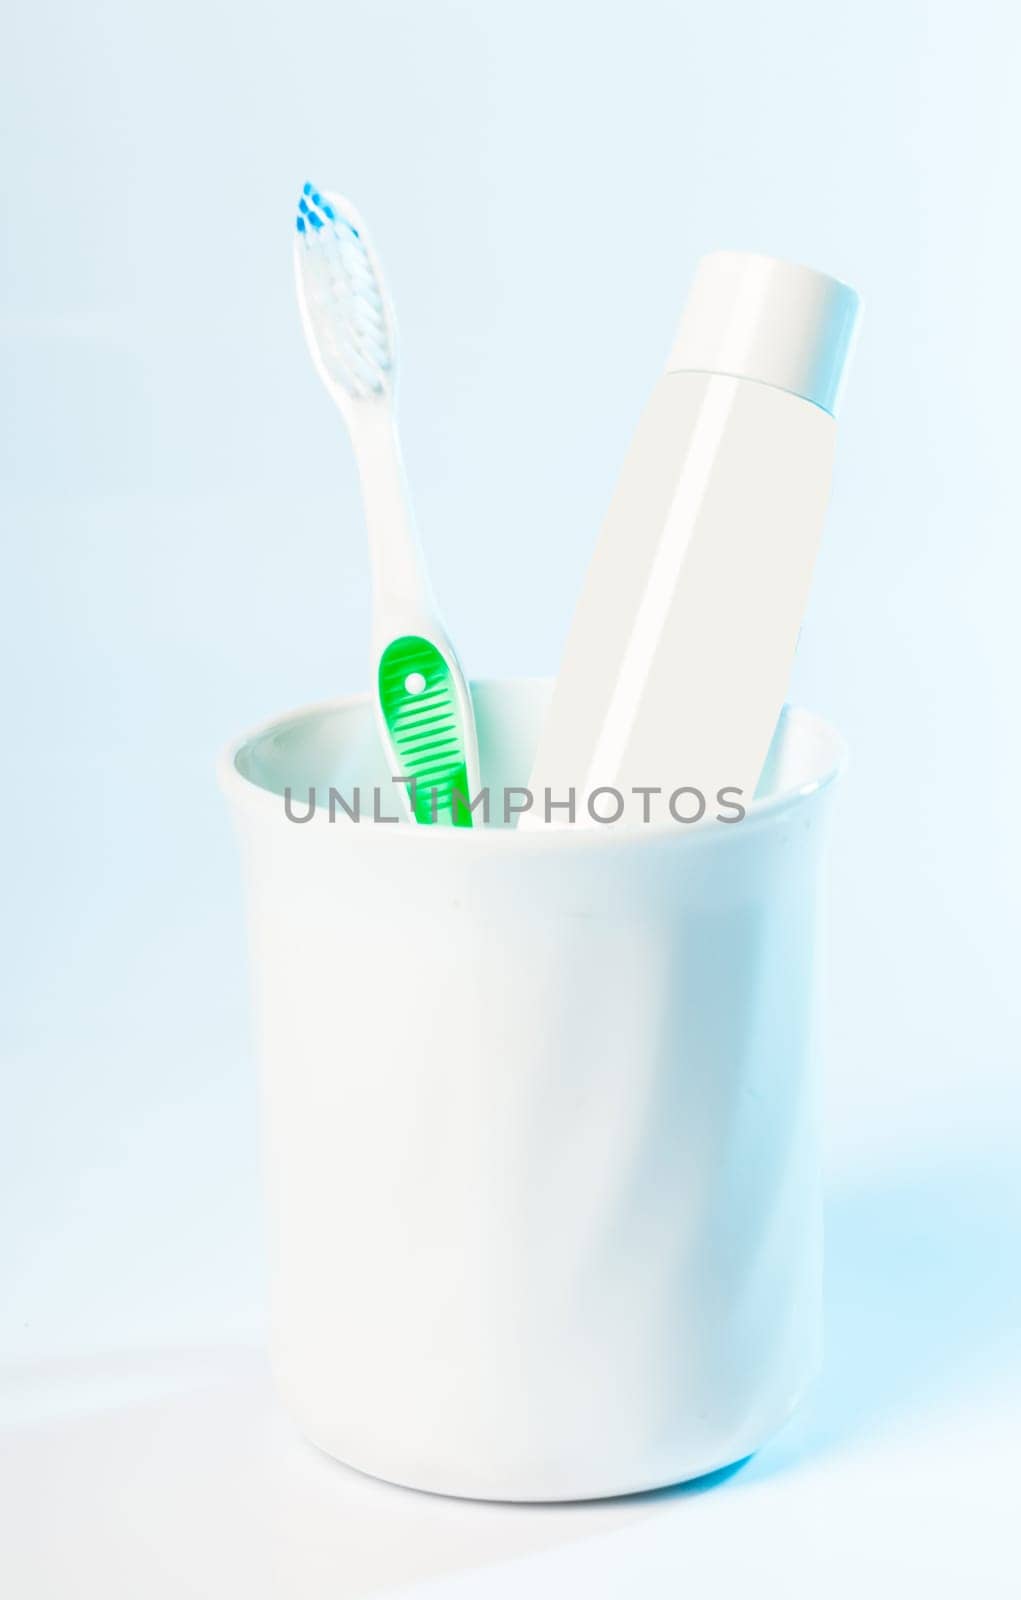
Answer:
(296, 191, 394, 401)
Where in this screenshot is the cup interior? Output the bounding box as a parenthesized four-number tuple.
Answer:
(227, 678, 844, 834)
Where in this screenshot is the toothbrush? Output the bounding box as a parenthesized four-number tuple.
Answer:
(294, 183, 480, 826)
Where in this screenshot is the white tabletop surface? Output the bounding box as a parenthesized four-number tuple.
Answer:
(2, 1333, 1016, 1599)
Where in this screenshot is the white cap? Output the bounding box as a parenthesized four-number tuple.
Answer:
(667, 251, 861, 416)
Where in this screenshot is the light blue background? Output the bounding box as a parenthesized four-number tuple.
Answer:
(2, 0, 1017, 1472)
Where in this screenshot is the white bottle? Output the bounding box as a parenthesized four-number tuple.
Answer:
(526, 251, 861, 828)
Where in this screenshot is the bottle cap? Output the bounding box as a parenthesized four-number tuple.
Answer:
(667, 251, 861, 416)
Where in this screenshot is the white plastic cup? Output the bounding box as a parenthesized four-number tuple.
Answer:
(220, 678, 845, 1502)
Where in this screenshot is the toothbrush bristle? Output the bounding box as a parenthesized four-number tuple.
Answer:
(295, 181, 392, 400)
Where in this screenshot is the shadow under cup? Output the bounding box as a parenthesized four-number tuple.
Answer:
(220, 678, 845, 1502)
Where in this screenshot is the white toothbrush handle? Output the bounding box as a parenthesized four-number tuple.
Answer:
(350, 401, 435, 629)
(351, 399, 481, 813)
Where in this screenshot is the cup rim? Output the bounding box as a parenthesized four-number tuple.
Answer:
(217, 678, 847, 852)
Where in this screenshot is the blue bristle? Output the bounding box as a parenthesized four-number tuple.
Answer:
(296, 216, 305, 233)
(296, 182, 352, 233)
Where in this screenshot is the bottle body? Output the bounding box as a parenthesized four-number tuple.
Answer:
(527, 369, 836, 826)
